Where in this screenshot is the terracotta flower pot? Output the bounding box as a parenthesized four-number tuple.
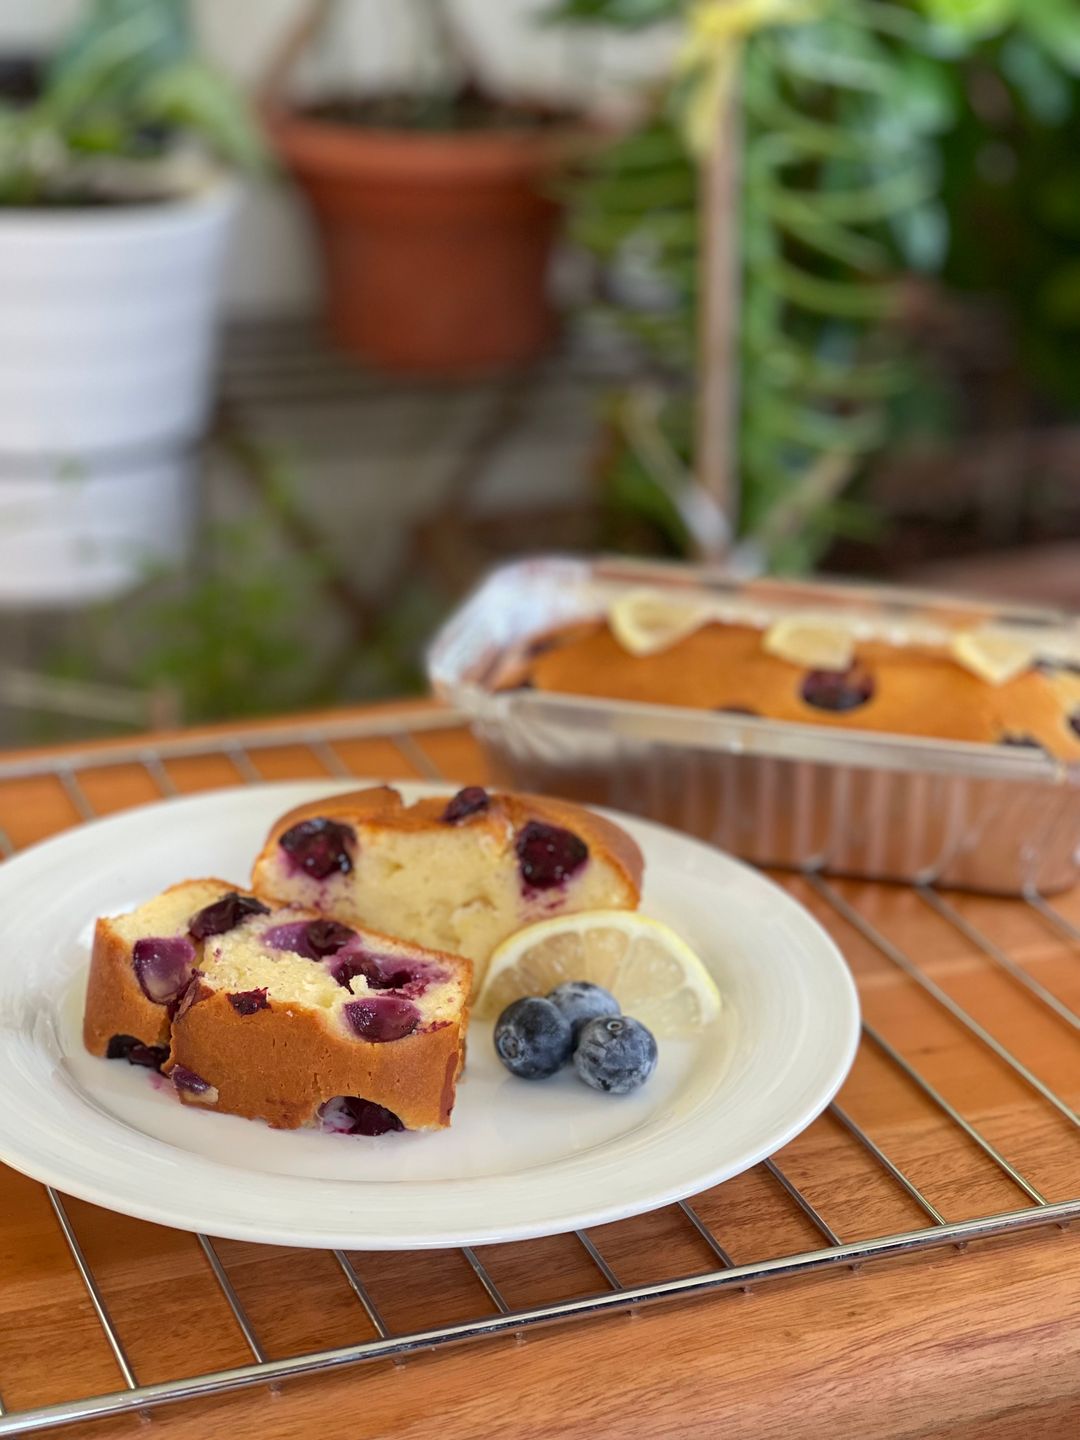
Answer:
(269, 108, 578, 376)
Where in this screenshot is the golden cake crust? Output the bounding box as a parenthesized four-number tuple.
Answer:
(501, 620, 1080, 760)
(166, 986, 467, 1131)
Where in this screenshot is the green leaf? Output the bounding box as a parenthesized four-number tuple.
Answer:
(138, 61, 265, 171)
(888, 199, 949, 272)
(1020, 0, 1080, 75)
(913, 0, 1016, 42)
(883, 51, 959, 134)
(761, 189, 893, 270)
(4, 0, 261, 196)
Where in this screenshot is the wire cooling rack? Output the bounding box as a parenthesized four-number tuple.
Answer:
(0, 705, 1076, 1436)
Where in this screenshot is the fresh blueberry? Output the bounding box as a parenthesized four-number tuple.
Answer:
(515, 821, 588, 891)
(547, 981, 620, 1037)
(278, 817, 355, 879)
(573, 1015, 658, 1095)
(493, 996, 573, 1079)
(800, 666, 874, 713)
(188, 891, 269, 941)
(1070, 712, 1080, 741)
(441, 786, 490, 823)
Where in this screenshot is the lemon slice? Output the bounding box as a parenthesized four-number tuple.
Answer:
(951, 627, 1035, 686)
(476, 911, 722, 1037)
(763, 615, 855, 671)
(608, 589, 715, 657)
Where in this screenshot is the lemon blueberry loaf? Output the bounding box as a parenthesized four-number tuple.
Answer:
(491, 611, 1080, 760)
(251, 785, 643, 989)
(84, 879, 470, 1132)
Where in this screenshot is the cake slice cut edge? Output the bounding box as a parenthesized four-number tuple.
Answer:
(250, 784, 644, 991)
(84, 878, 471, 1133)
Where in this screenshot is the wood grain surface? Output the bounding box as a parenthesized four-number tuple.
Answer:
(0, 704, 1076, 1440)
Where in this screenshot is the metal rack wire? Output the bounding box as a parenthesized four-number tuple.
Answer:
(0, 705, 1076, 1437)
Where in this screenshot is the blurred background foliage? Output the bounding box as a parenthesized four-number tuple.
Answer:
(0, 0, 260, 204)
(555, 0, 1080, 570)
(9, 0, 1080, 734)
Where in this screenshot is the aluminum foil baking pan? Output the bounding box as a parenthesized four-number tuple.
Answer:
(428, 556, 1080, 894)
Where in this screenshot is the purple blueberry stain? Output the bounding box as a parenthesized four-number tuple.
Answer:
(265, 918, 356, 960)
(320, 1096, 405, 1136)
(343, 996, 421, 1042)
(278, 817, 355, 880)
(188, 891, 269, 941)
(329, 948, 446, 995)
(714, 705, 759, 716)
(800, 666, 875, 713)
(106, 1034, 169, 1071)
(515, 820, 588, 891)
(228, 988, 269, 1016)
(441, 786, 490, 824)
(132, 935, 196, 1004)
(171, 1066, 219, 1104)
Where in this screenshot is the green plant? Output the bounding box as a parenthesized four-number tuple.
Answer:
(552, 0, 1080, 571)
(0, 0, 261, 204)
(930, 24, 1080, 414)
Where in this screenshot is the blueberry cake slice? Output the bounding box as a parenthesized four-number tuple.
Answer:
(84, 879, 470, 1132)
(251, 786, 643, 990)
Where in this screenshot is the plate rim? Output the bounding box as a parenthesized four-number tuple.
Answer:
(0, 779, 861, 1248)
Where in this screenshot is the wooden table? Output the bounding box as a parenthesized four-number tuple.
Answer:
(0, 702, 1076, 1440)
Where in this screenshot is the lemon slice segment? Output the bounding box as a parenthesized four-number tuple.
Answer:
(951, 627, 1035, 686)
(608, 589, 715, 657)
(476, 911, 722, 1038)
(763, 615, 855, 671)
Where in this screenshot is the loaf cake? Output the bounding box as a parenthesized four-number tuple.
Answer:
(492, 615, 1080, 760)
(84, 879, 470, 1132)
(251, 785, 643, 989)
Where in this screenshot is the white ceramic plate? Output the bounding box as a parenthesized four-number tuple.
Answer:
(0, 781, 859, 1249)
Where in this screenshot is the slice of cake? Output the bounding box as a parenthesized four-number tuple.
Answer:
(251, 785, 644, 989)
(84, 880, 470, 1132)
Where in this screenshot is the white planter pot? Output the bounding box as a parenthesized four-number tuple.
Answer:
(0, 184, 235, 607)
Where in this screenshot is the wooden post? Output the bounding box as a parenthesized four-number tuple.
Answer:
(696, 73, 743, 555)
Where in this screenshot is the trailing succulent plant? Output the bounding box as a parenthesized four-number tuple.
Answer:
(0, 0, 261, 205)
(551, 0, 1080, 571)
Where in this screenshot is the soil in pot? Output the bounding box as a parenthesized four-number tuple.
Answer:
(272, 89, 582, 376)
